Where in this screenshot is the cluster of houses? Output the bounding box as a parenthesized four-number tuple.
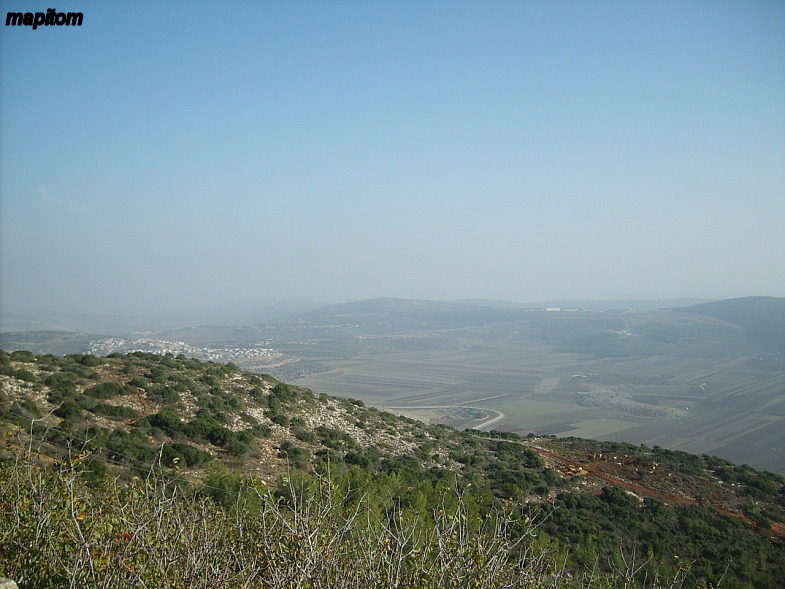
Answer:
(87, 338, 278, 363)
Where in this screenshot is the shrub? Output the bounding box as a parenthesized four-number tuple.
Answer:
(225, 439, 250, 457)
(251, 424, 271, 438)
(76, 354, 102, 367)
(90, 403, 139, 419)
(160, 442, 213, 467)
(147, 412, 185, 438)
(14, 368, 37, 382)
(85, 381, 129, 399)
(76, 396, 98, 411)
(7, 399, 42, 426)
(146, 385, 179, 404)
(45, 373, 77, 400)
(271, 383, 296, 402)
(268, 413, 290, 427)
(344, 452, 370, 468)
(54, 399, 83, 419)
(206, 426, 234, 447)
(278, 441, 310, 466)
(293, 427, 316, 444)
(9, 350, 36, 362)
(184, 417, 216, 441)
(248, 387, 265, 401)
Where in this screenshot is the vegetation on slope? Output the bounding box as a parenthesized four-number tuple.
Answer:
(1, 350, 784, 588)
(1, 455, 577, 589)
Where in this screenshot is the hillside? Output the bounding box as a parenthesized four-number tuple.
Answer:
(1, 350, 784, 588)
(676, 296, 785, 352)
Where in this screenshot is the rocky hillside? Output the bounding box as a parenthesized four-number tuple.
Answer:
(1, 350, 784, 587)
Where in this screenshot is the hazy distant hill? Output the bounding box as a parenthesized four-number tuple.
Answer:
(286, 296, 780, 360)
(677, 296, 785, 351)
(297, 297, 528, 334)
(0, 331, 101, 355)
(1, 297, 711, 337)
(522, 298, 713, 311)
(0, 299, 326, 335)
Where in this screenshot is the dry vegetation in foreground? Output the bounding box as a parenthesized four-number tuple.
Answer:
(0, 447, 703, 589)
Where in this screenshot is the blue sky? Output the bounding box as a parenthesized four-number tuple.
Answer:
(2, 0, 784, 315)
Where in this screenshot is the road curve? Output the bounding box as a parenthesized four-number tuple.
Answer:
(385, 405, 507, 431)
(472, 409, 507, 431)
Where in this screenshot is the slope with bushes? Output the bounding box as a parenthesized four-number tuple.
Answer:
(1, 350, 784, 587)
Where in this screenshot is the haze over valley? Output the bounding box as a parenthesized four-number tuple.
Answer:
(4, 296, 783, 474)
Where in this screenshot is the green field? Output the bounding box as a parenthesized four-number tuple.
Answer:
(296, 336, 785, 474)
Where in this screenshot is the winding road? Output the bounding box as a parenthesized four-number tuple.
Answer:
(386, 405, 507, 431)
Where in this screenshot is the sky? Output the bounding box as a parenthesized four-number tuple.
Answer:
(2, 0, 784, 316)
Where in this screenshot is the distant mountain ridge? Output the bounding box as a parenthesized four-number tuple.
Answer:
(2, 296, 720, 335)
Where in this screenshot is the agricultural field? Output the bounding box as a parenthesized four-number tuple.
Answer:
(296, 325, 785, 474)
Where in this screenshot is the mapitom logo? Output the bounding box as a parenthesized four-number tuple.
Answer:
(6, 8, 83, 30)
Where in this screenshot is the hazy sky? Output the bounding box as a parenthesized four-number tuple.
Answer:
(2, 0, 784, 316)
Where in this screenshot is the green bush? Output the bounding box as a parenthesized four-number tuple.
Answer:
(9, 350, 36, 362)
(105, 429, 157, 464)
(77, 354, 102, 367)
(147, 411, 185, 438)
(248, 386, 265, 401)
(160, 442, 213, 467)
(84, 382, 129, 399)
(54, 399, 83, 419)
(292, 426, 316, 443)
(271, 383, 296, 402)
(251, 424, 271, 438)
(206, 426, 234, 447)
(278, 441, 309, 466)
(14, 368, 37, 382)
(268, 413, 290, 427)
(184, 417, 216, 440)
(90, 403, 139, 419)
(75, 396, 98, 411)
(45, 373, 77, 400)
(146, 385, 179, 404)
(7, 399, 42, 426)
(225, 439, 250, 457)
